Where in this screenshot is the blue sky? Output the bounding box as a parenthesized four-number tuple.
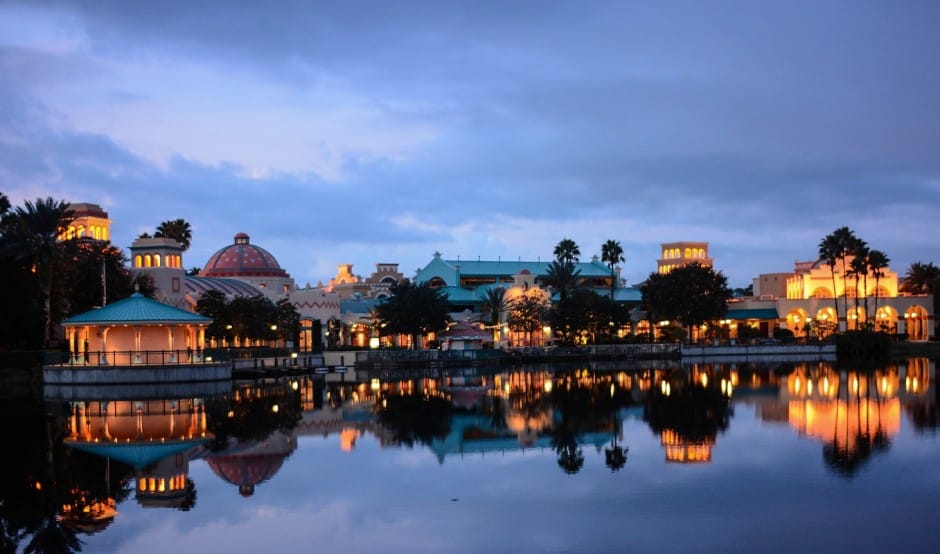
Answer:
(2, 1, 938, 287)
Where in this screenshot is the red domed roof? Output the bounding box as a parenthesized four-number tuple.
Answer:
(201, 233, 288, 278)
(206, 453, 287, 497)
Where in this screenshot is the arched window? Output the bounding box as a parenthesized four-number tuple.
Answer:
(134, 255, 142, 268)
(428, 277, 446, 288)
(154, 254, 162, 267)
(811, 286, 832, 299)
(144, 254, 152, 267)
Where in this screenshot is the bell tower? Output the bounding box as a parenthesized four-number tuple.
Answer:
(130, 237, 187, 308)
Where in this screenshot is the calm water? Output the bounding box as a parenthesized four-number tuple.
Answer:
(4, 359, 940, 553)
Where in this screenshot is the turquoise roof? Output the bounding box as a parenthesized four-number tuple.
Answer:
(414, 254, 613, 287)
(65, 437, 208, 468)
(725, 308, 779, 320)
(63, 293, 211, 326)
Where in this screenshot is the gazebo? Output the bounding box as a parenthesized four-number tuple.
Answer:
(440, 321, 492, 351)
(60, 292, 212, 366)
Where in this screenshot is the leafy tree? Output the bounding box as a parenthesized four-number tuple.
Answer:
(550, 288, 629, 345)
(375, 279, 451, 349)
(507, 290, 549, 346)
(553, 238, 581, 263)
(0, 198, 74, 345)
(274, 298, 301, 348)
(601, 239, 624, 298)
(154, 218, 193, 250)
(641, 263, 732, 340)
(0, 192, 9, 217)
(540, 259, 581, 302)
(196, 290, 233, 344)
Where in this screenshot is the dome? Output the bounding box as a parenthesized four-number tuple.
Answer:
(205, 432, 297, 497)
(201, 233, 288, 278)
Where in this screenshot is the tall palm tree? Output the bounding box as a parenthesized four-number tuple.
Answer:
(601, 239, 624, 299)
(868, 249, 890, 329)
(155, 218, 193, 250)
(1, 198, 74, 345)
(540, 260, 581, 302)
(553, 238, 581, 263)
(481, 287, 507, 339)
(832, 227, 862, 326)
(849, 246, 870, 329)
(818, 233, 842, 326)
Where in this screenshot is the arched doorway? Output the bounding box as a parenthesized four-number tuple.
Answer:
(846, 306, 867, 331)
(814, 307, 838, 338)
(873, 306, 898, 335)
(786, 309, 809, 337)
(904, 306, 929, 341)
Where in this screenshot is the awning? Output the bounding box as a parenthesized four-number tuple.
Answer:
(724, 308, 779, 320)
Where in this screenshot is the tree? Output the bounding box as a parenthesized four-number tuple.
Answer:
(540, 259, 581, 302)
(849, 244, 870, 328)
(0, 192, 9, 217)
(900, 261, 940, 294)
(154, 218, 193, 250)
(480, 286, 507, 331)
(868, 249, 890, 328)
(818, 232, 843, 325)
(0, 198, 74, 345)
(601, 239, 624, 299)
(374, 279, 451, 349)
(507, 290, 549, 346)
(641, 263, 732, 340)
(553, 238, 581, 263)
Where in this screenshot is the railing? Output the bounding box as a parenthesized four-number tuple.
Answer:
(44, 350, 226, 367)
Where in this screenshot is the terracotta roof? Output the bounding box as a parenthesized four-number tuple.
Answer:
(201, 233, 288, 278)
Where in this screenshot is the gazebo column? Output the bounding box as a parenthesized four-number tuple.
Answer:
(101, 327, 110, 365)
(67, 328, 78, 364)
(198, 327, 206, 355)
(134, 326, 143, 364)
(167, 327, 176, 362)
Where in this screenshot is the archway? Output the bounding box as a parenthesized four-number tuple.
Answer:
(846, 306, 867, 331)
(904, 306, 929, 341)
(873, 306, 898, 335)
(786, 309, 809, 337)
(811, 286, 833, 299)
(814, 307, 838, 338)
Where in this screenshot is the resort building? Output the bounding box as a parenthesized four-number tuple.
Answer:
(60, 202, 112, 241)
(726, 255, 933, 340)
(657, 241, 712, 274)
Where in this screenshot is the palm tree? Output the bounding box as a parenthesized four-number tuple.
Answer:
(1, 198, 74, 345)
(849, 245, 870, 329)
(818, 233, 842, 326)
(540, 260, 581, 302)
(553, 238, 580, 263)
(601, 239, 624, 299)
(0, 192, 10, 217)
(481, 287, 506, 329)
(832, 227, 862, 325)
(155, 218, 193, 250)
(868, 249, 890, 329)
(900, 261, 940, 294)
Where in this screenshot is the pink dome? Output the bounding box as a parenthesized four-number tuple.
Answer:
(201, 233, 288, 278)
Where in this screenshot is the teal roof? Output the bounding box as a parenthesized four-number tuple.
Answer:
(65, 437, 208, 468)
(725, 308, 779, 320)
(63, 293, 211, 326)
(414, 254, 613, 287)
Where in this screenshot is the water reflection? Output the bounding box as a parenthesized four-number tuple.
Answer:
(1, 358, 937, 551)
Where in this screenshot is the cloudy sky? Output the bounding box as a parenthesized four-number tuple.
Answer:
(2, 0, 938, 288)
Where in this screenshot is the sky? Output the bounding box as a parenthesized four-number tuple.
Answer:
(2, 0, 938, 288)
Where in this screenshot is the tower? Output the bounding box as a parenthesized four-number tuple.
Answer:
(130, 237, 186, 308)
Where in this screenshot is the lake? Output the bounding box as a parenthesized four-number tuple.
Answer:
(3, 358, 939, 553)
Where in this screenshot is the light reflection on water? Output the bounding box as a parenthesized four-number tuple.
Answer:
(4, 359, 940, 553)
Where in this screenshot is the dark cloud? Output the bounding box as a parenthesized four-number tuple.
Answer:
(2, 1, 939, 285)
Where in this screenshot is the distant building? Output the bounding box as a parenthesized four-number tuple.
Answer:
(657, 241, 712, 274)
(61, 202, 111, 241)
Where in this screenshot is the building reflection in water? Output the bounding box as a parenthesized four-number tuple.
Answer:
(63, 397, 212, 514)
(643, 367, 734, 464)
(25, 358, 938, 550)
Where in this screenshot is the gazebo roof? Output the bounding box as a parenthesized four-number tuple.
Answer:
(441, 321, 491, 341)
(62, 293, 212, 326)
